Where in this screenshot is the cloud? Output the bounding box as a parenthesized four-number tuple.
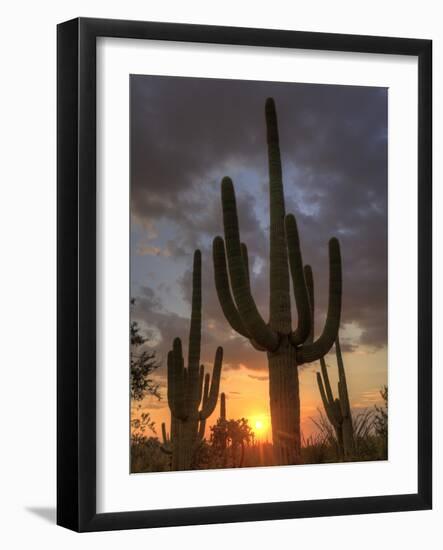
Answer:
(130, 75, 388, 371)
(136, 244, 172, 257)
(248, 374, 269, 382)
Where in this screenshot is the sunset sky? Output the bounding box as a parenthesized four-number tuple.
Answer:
(130, 75, 388, 442)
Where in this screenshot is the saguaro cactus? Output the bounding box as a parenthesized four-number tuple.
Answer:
(213, 98, 342, 465)
(160, 421, 172, 455)
(167, 250, 223, 471)
(219, 392, 228, 460)
(220, 392, 226, 421)
(317, 338, 355, 459)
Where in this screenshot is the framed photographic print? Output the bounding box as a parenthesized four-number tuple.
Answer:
(57, 17, 432, 532)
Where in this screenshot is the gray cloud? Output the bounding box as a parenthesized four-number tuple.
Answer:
(130, 75, 387, 372)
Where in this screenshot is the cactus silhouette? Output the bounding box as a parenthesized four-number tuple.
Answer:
(213, 98, 342, 464)
(220, 392, 226, 421)
(219, 392, 228, 459)
(160, 421, 172, 455)
(317, 338, 355, 459)
(166, 250, 223, 470)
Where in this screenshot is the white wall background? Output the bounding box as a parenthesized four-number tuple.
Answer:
(0, 1, 440, 547)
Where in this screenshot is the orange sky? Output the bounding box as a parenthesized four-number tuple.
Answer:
(132, 344, 387, 443)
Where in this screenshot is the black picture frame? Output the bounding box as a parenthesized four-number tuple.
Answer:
(57, 17, 432, 532)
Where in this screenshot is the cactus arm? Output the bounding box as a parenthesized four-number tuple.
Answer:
(296, 238, 342, 364)
(196, 365, 205, 406)
(198, 418, 206, 440)
(266, 98, 292, 334)
(239, 243, 268, 351)
(202, 372, 210, 405)
(241, 243, 250, 288)
(336, 338, 351, 417)
(249, 339, 267, 352)
(304, 265, 314, 344)
(200, 347, 223, 419)
(161, 422, 169, 445)
(221, 177, 278, 351)
(196, 372, 212, 440)
(316, 372, 336, 426)
(213, 236, 251, 339)
(213, 237, 266, 352)
(285, 214, 311, 345)
(167, 341, 187, 420)
(320, 357, 335, 408)
(161, 421, 172, 455)
(198, 371, 211, 440)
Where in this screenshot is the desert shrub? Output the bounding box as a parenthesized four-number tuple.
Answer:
(130, 436, 170, 473)
(308, 386, 389, 464)
(130, 299, 161, 402)
(195, 418, 255, 469)
(373, 386, 388, 459)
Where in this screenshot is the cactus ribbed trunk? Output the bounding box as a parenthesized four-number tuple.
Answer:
(172, 417, 199, 471)
(336, 425, 344, 460)
(268, 341, 300, 465)
(342, 421, 354, 459)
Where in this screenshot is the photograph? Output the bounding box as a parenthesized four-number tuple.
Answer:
(129, 75, 389, 473)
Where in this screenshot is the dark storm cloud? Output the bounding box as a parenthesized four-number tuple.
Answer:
(131, 75, 387, 360)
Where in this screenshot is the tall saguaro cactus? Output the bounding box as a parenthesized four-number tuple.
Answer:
(213, 98, 342, 465)
(167, 250, 223, 470)
(317, 338, 355, 459)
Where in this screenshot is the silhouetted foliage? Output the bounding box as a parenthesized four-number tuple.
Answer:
(131, 436, 170, 473)
(210, 418, 254, 468)
(131, 410, 156, 437)
(130, 299, 161, 401)
(373, 385, 388, 457)
(307, 385, 389, 464)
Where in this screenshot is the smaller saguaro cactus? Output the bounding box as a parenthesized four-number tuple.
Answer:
(316, 338, 355, 460)
(160, 422, 172, 455)
(166, 250, 223, 471)
(219, 392, 228, 459)
(220, 392, 226, 421)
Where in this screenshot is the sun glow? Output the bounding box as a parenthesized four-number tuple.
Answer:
(250, 415, 269, 438)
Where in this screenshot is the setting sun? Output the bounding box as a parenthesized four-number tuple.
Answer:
(250, 416, 269, 438)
